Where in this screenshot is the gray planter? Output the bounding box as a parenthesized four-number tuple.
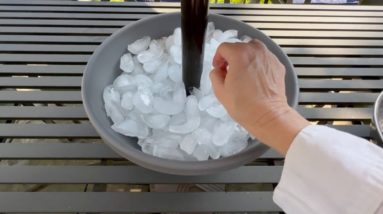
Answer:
(82, 13, 299, 175)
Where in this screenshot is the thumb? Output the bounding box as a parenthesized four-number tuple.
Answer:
(209, 68, 227, 103)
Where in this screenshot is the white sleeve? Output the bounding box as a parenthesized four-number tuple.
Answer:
(273, 125, 383, 214)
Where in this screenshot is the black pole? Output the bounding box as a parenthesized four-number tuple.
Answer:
(181, 0, 209, 94)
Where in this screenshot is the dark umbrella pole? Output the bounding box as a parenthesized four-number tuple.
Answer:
(181, 0, 209, 94)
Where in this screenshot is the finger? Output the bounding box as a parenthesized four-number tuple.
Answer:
(209, 68, 227, 103)
(213, 42, 238, 68)
(212, 51, 228, 71)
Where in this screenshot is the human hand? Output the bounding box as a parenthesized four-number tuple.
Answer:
(210, 40, 309, 154)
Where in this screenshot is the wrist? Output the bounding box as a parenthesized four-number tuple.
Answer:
(245, 107, 310, 155)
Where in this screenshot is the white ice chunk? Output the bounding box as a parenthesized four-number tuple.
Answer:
(173, 27, 182, 46)
(143, 56, 165, 74)
(120, 92, 134, 111)
(153, 87, 186, 115)
(225, 38, 242, 43)
(132, 56, 145, 74)
(168, 64, 182, 83)
(113, 74, 136, 93)
(205, 22, 215, 41)
(165, 35, 175, 52)
(112, 119, 149, 139)
(154, 97, 185, 115)
(137, 40, 164, 63)
(103, 85, 120, 105)
(192, 145, 209, 161)
(142, 114, 170, 129)
(198, 94, 217, 111)
(180, 134, 198, 155)
(141, 142, 154, 155)
(133, 88, 153, 114)
(168, 117, 200, 134)
(220, 131, 248, 157)
(222, 29, 238, 41)
(151, 80, 174, 98)
(194, 128, 211, 145)
(127, 36, 151, 55)
(120, 53, 135, 73)
(153, 62, 169, 82)
(212, 122, 235, 146)
(133, 74, 153, 89)
(241, 35, 252, 43)
(212, 29, 224, 42)
(153, 147, 186, 161)
(105, 102, 124, 124)
(169, 96, 200, 134)
(170, 45, 182, 65)
(206, 104, 227, 119)
(169, 112, 187, 126)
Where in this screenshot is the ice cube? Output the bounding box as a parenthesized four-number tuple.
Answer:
(143, 57, 165, 74)
(151, 80, 174, 98)
(170, 45, 182, 65)
(133, 88, 153, 114)
(112, 119, 149, 139)
(192, 145, 209, 161)
(113, 74, 136, 93)
(105, 101, 124, 124)
(199, 115, 218, 132)
(153, 86, 186, 115)
(153, 147, 186, 161)
(212, 122, 235, 146)
(194, 128, 211, 145)
(205, 22, 215, 41)
(220, 131, 248, 157)
(142, 114, 170, 129)
(209, 38, 221, 54)
(222, 30, 238, 41)
(137, 40, 164, 63)
(173, 86, 187, 104)
(132, 56, 145, 74)
(225, 38, 242, 43)
(121, 92, 134, 111)
(198, 94, 217, 111)
(103, 85, 120, 105)
(200, 63, 213, 95)
(165, 35, 175, 51)
(173, 27, 182, 46)
(169, 117, 200, 134)
(153, 97, 185, 115)
(206, 143, 220, 159)
(120, 53, 135, 73)
(241, 35, 252, 43)
(153, 134, 181, 148)
(141, 142, 155, 155)
(169, 96, 200, 134)
(169, 112, 187, 126)
(206, 104, 227, 119)
(127, 36, 151, 55)
(168, 64, 182, 83)
(180, 134, 198, 155)
(212, 29, 224, 42)
(152, 62, 167, 81)
(133, 74, 153, 89)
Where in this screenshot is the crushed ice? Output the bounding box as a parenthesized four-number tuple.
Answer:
(103, 23, 251, 161)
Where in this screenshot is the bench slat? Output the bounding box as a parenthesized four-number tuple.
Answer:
(0, 192, 280, 212)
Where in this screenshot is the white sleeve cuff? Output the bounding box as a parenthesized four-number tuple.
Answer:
(273, 125, 383, 214)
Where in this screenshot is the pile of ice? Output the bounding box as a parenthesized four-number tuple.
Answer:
(103, 23, 253, 161)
